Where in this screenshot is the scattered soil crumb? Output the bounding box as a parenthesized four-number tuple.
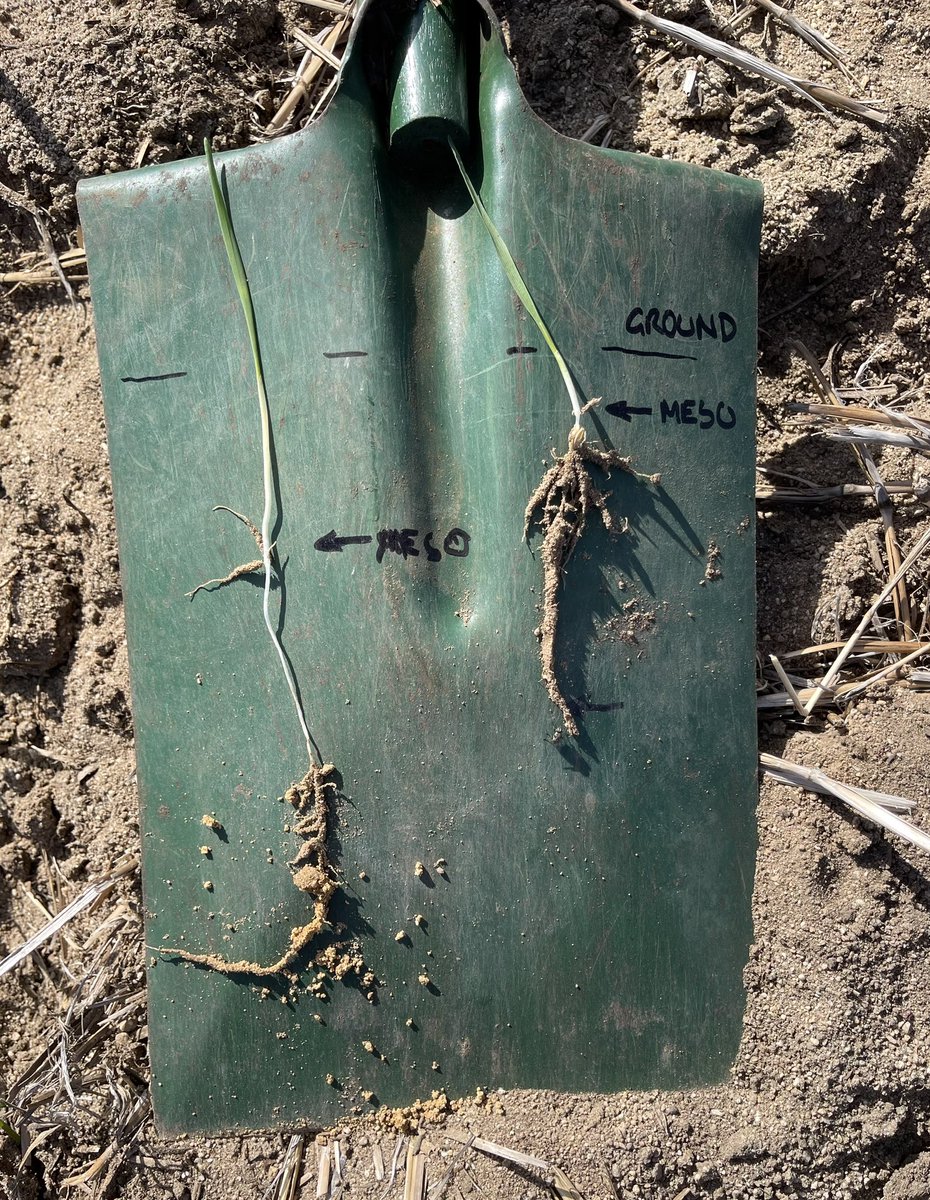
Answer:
(704, 539, 722, 582)
(376, 1090, 452, 1133)
(315, 941, 376, 991)
(374, 1085, 501, 1133)
(599, 598, 658, 646)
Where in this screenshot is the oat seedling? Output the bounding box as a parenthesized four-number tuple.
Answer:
(159, 141, 358, 982)
(450, 141, 660, 735)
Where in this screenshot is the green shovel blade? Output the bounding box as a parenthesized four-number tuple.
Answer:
(77, 0, 762, 1134)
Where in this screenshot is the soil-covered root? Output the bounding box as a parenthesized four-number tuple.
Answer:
(158, 763, 344, 979)
(524, 427, 660, 736)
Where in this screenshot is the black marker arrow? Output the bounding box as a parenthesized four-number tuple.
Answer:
(604, 400, 653, 422)
(314, 530, 373, 552)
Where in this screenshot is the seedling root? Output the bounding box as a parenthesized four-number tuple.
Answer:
(159, 763, 353, 980)
(525, 426, 661, 735)
(186, 506, 271, 600)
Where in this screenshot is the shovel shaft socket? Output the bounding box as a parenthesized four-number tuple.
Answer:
(389, 0, 470, 158)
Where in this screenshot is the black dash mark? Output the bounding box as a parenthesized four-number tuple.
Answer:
(323, 351, 368, 359)
(602, 346, 698, 362)
(121, 371, 188, 383)
(507, 346, 538, 355)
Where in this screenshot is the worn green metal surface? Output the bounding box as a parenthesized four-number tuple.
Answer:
(77, 0, 762, 1135)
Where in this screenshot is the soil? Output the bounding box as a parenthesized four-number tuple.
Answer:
(4, 0, 930, 1198)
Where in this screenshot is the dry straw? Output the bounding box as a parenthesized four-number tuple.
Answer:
(266, 3, 356, 134)
(757, 345, 930, 714)
(4, 860, 153, 1196)
(445, 1128, 584, 1200)
(749, 0, 857, 83)
(792, 341, 914, 639)
(762, 754, 930, 854)
(264, 1134, 304, 1200)
(0, 856, 137, 980)
(604, 0, 886, 122)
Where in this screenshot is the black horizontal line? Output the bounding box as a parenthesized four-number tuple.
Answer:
(121, 371, 188, 383)
(602, 346, 697, 362)
(507, 346, 538, 355)
(323, 350, 368, 359)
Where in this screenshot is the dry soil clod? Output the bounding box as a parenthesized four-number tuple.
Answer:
(524, 425, 660, 736)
